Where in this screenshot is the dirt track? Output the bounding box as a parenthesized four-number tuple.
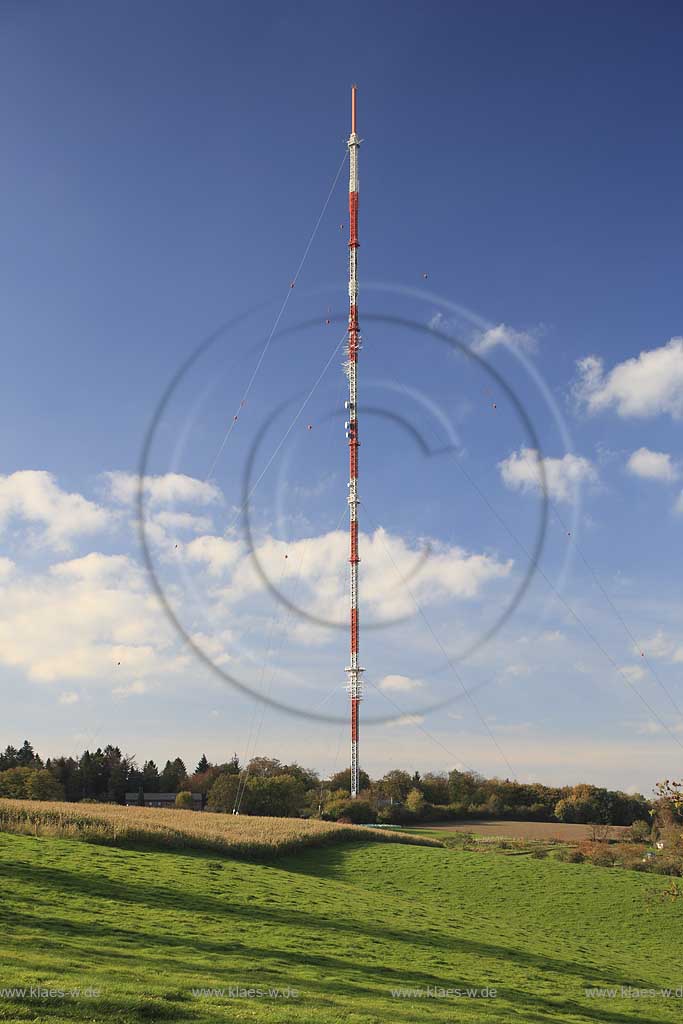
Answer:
(428, 819, 630, 841)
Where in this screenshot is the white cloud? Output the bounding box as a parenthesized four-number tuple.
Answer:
(50, 552, 137, 584)
(573, 338, 683, 419)
(58, 691, 79, 705)
(222, 527, 512, 623)
(499, 447, 598, 503)
(104, 471, 221, 507)
(626, 448, 678, 482)
(0, 557, 15, 580)
(488, 720, 533, 736)
(112, 679, 150, 698)
(0, 553, 179, 684)
(0, 483, 512, 689)
(152, 511, 213, 534)
(429, 314, 540, 356)
(0, 471, 112, 550)
(472, 323, 539, 355)
(188, 630, 234, 667)
(503, 663, 531, 678)
(386, 714, 425, 728)
(378, 674, 424, 692)
(639, 630, 675, 659)
(517, 629, 566, 645)
(185, 534, 242, 576)
(428, 312, 448, 331)
(635, 719, 683, 736)
(101, 474, 221, 552)
(619, 664, 646, 684)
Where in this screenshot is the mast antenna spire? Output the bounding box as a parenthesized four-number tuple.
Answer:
(345, 84, 363, 798)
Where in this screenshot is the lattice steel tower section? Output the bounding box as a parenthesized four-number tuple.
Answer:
(344, 84, 364, 798)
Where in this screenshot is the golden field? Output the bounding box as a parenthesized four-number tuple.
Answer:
(0, 798, 441, 857)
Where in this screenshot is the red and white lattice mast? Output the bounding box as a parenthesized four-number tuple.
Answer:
(345, 85, 363, 798)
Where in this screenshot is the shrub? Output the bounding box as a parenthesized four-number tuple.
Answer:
(444, 802, 470, 820)
(613, 844, 648, 870)
(648, 857, 683, 877)
(419, 772, 450, 805)
(442, 832, 474, 849)
(0, 768, 64, 801)
(377, 805, 405, 825)
(628, 820, 651, 843)
(175, 791, 193, 809)
(323, 800, 376, 824)
(588, 823, 610, 843)
(207, 773, 306, 817)
(467, 802, 489, 818)
(579, 841, 618, 867)
(527, 802, 552, 821)
(555, 797, 603, 824)
(26, 771, 64, 801)
(555, 847, 585, 863)
(207, 773, 240, 813)
(659, 824, 683, 856)
(554, 798, 575, 823)
(185, 766, 224, 796)
(241, 775, 306, 817)
(484, 795, 507, 818)
(328, 768, 371, 793)
(419, 801, 443, 822)
(0, 767, 34, 799)
(405, 788, 426, 816)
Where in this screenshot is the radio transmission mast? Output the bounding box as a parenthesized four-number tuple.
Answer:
(344, 85, 363, 798)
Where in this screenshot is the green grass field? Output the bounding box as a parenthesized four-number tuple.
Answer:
(0, 831, 681, 1023)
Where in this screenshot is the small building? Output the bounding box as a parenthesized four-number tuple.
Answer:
(125, 791, 203, 811)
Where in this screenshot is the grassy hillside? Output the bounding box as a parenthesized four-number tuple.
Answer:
(0, 832, 681, 1023)
(0, 799, 440, 856)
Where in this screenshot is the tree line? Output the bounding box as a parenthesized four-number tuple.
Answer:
(0, 739, 653, 826)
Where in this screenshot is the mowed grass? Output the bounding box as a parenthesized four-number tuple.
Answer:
(404, 819, 631, 841)
(0, 799, 439, 857)
(1, 834, 682, 1024)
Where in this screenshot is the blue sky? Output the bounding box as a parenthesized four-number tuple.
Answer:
(2, 1, 683, 792)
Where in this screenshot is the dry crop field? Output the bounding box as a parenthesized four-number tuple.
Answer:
(0, 798, 440, 857)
